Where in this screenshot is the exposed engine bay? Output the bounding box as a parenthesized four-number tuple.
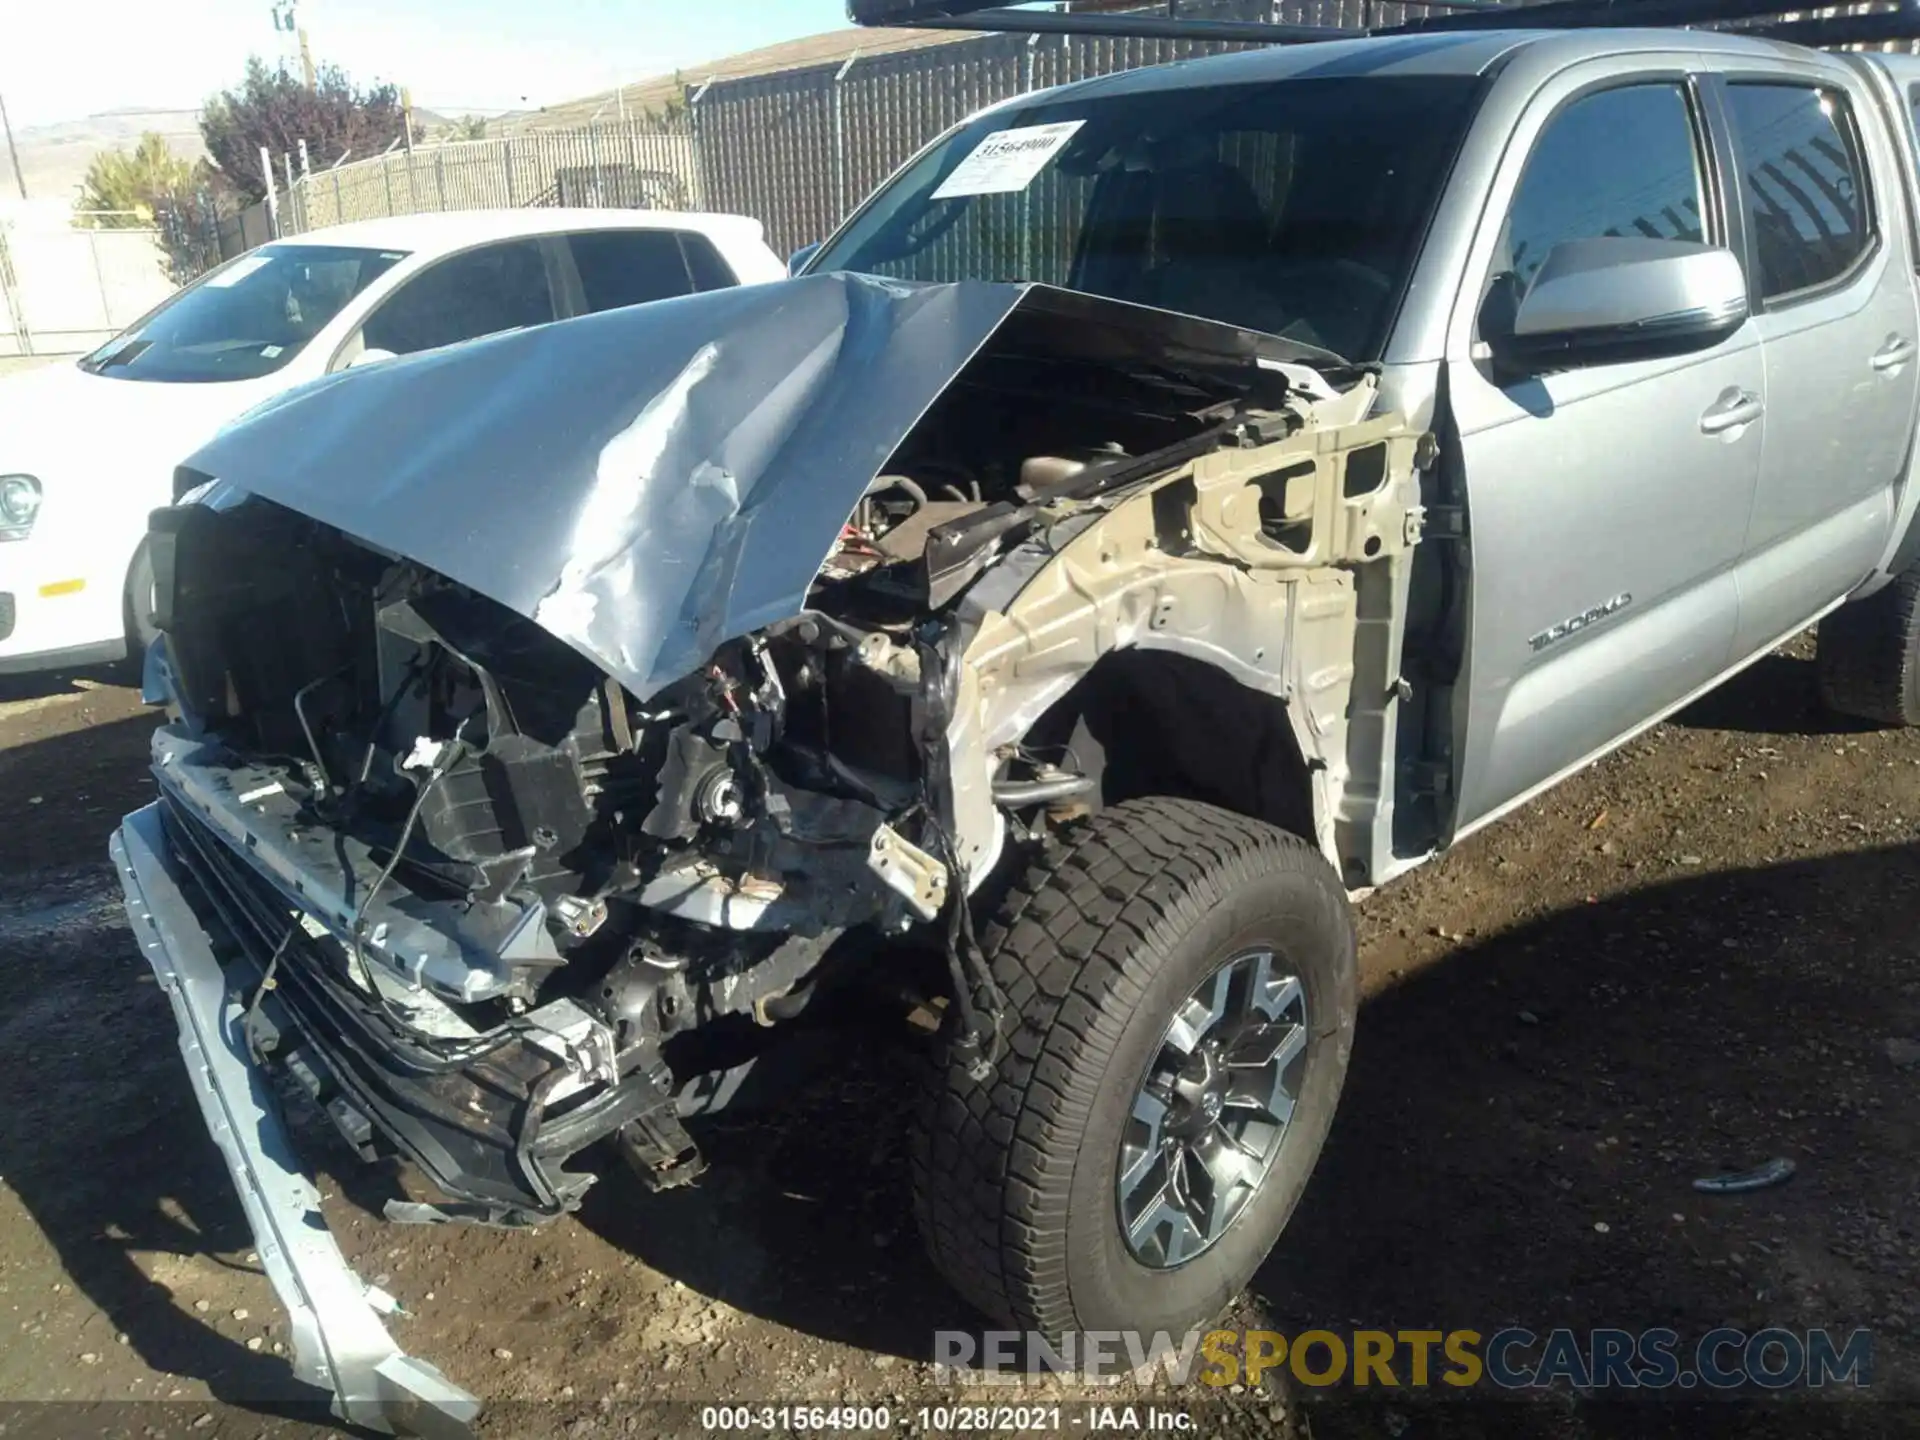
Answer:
(143, 276, 1428, 1222)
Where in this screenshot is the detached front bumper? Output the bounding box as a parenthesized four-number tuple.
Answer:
(112, 802, 482, 1438)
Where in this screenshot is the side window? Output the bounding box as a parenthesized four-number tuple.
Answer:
(1502, 83, 1708, 292)
(361, 239, 555, 355)
(566, 230, 701, 314)
(679, 233, 739, 292)
(1725, 82, 1870, 301)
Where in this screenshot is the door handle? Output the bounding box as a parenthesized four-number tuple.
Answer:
(1699, 387, 1764, 435)
(1871, 334, 1916, 372)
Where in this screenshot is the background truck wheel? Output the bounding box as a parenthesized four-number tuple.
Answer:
(912, 796, 1356, 1338)
(124, 542, 160, 661)
(1817, 564, 1920, 726)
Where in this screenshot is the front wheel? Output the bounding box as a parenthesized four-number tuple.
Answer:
(124, 542, 160, 660)
(912, 797, 1357, 1337)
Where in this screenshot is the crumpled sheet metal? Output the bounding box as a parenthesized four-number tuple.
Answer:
(184, 273, 1273, 699)
(184, 273, 1019, 697)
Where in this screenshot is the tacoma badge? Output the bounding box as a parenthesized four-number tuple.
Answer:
(1530, 593, 1633, 651)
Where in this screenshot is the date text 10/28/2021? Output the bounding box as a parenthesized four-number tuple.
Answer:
(702, 1407, 1196, 1432)
(695, 1328, 1872, 1432)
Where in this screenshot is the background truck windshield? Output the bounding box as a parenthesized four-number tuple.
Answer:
(812, 75, 1480, 362)
(79, 244, 406, 383)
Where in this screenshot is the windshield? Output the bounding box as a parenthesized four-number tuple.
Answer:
(812, 75, 1480, 362)
(80, 244, 407, 383)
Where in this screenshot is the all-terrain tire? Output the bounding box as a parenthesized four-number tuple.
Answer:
(911, 797, 1356, 1337)
(1817, 563, 1920, 726)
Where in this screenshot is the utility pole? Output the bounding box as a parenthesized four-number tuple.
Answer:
(0, 90, 26, 201)
(271, 0, 314, 87)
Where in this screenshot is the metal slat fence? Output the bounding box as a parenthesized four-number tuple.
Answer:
(253, 0, 1920, 274)
(687, 0, 1447, 256)
(258, 2, 1451, 257)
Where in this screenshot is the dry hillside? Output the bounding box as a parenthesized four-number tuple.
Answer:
(495, 24, 963, 131)
(0, 24, 957, 204)
(7, 109, 209, 208)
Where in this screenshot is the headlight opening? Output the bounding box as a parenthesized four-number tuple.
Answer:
(0, 475, 43, 541)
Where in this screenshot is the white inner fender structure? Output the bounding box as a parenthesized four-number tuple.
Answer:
(940, 374, 1426, 890)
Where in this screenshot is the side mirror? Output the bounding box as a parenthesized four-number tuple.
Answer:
(1490, 237, 1748, 370)
(788, 243, 822, 278)
(347, 346, 400, 370)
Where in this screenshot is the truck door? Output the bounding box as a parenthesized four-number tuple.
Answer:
(1714, 65, 1920, 654)
(1445, 63, 1761, 836)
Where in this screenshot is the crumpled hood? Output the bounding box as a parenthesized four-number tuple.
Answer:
(183, 271, 1274, 698)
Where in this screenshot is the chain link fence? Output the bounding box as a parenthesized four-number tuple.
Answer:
(0, 211, 180, 356)
(282, 124, 703, 233)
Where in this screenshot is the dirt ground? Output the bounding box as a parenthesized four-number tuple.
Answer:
(0, 639, 1916, 1440)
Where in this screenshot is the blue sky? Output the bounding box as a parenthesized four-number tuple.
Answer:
(2, 0, 857, 128)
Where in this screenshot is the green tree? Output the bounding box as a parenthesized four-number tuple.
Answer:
(444, 115, 488, 141)
(75, 133, 221, 284)
(75, 132, 203, 226)
(200, 57, 410, 202)
(643, 71, 690, 125)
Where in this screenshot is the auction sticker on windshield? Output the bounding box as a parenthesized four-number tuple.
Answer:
(202, 253, 276, 288)
(932, 120, 1085, 199)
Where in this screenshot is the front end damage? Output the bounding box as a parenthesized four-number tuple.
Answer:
(116, 273, 1424, 1428)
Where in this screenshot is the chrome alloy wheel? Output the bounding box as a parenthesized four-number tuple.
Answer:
(1115, 948, 1308, 1268)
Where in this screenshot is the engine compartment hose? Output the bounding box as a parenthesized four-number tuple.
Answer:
(867, 473, 929, 504)
(991, 775, 1095, 807)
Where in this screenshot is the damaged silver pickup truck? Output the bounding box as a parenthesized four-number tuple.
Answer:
(114, 16, 1920, 1433)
